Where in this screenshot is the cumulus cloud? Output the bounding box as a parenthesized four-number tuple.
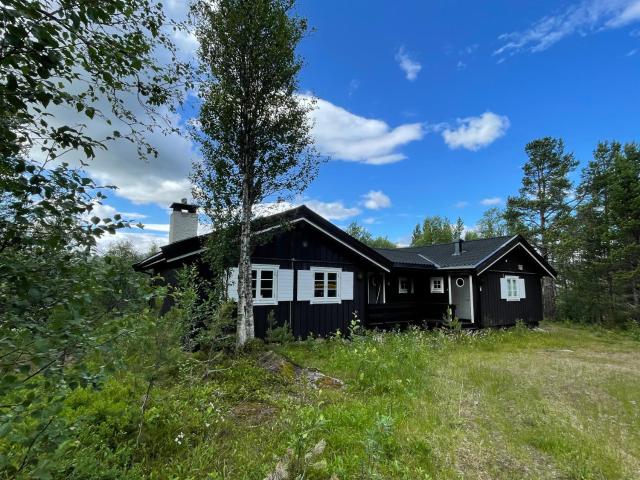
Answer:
(305, 200, 361, 220)
(440, 112, 510, 151)
(306, 96, 424, 165)
(480, 197, 503, 206)
(395, 46, 422, 81)
(495, 0, 640, 58)
(362, 190, 392, 210)
(95, 230, 168, 254)
(88, 203, 147, 221)
(255, 198, 361, 221)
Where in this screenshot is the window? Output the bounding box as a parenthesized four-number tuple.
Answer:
(456, 277, 465, 288)
(251, 265, 278, 305)
(311, 268, 341, 303)
(399, 276, 413, 294)
(506, 276, 520, 301)
(430, 277, 444, 293)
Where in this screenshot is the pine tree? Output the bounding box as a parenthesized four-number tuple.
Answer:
(505, 137, 578, 318)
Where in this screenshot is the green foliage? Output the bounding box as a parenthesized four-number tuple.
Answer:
(190, 0, 319, 346)
(558, 141, 640, 325)
(345, 221, 397, 248)
(475, 207, 509, 238)
(0, 0, 190, 162)
(505, 137, 578, 260)
(265, 309, 295, 344)
(411, 216, 455, 246)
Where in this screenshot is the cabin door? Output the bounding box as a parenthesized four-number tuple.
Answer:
(451, 275, 472, 320)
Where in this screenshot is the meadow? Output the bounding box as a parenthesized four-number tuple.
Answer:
(21, 322, 639, 480)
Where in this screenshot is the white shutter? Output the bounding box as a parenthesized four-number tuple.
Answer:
(499, 277, 508, 300)
(297, 270, 313, 301)
(341, 271, 354, 300)
(277, 269, 294, 301)
(227, 267, 239, 301)
(518, 278, 526, 299)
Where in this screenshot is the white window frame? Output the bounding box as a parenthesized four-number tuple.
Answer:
(310, 267, 341, 304)
(430, 276, 444, 294)
(251, 264, 279, 305)
(505, 275, 520, 301)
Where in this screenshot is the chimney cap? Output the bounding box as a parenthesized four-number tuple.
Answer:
(170, 200, 198, 213)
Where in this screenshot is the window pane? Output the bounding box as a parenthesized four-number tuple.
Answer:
(314, 272, 325, 297)
(261, 270, 273, 281)
(261, 287, 273, 298)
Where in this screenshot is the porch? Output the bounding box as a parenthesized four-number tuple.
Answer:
(365, 301, 458, 329)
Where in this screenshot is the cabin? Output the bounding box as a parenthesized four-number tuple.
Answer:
(133, 202, 556, 338)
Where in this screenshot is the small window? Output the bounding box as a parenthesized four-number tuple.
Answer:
(430, 277, 444, 293)
(398, 276, 414, 294)
(251, 265, 278, 305)
(456, 277, 465, 288)
(506, 276, 520, 301)
(311, 268, 341, 303)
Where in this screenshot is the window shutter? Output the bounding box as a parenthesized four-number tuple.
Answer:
(297, 270, 313, 301)
(499, 277, 508, 299)
(277, 269, 294, 301)
(341, 271, 354, 300)
(518, 278, 526, 299)
(227, 267, 239, 301)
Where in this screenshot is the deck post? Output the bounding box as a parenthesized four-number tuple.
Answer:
(469, 274, 475, 324)
(382, 273, 386, 304)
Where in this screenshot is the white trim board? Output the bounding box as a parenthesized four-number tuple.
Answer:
(477, 241, 556, 278)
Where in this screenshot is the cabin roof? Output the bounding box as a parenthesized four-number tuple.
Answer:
(375, 235, 556, 277)
(134, 204, 555, 278)
(375, 236, 514, 268)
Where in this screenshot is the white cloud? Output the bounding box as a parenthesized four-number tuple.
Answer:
(495, 0, 640, 58)
(362, 217, 377, 225)
(305, 200, 361, 220)
(256, 198, 361, 221)
(362, 190, 392, 210)
(626, 48, 638, 55)
(139, 223, 171, 232)
(395, 46, 422, 81)
(480, 197, 503, 206)
(88, 203, 147, 220)
(440, 112, 510, 151)
(306, 96, 424, 165)
(454, 201, 469, 208)
(95, 230, 168, 254)
(456, 61, 467, 70)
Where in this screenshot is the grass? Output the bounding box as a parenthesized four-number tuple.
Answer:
(51, 323, 640, 479)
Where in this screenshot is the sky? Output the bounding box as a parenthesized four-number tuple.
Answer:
(83, 0, 640, 252)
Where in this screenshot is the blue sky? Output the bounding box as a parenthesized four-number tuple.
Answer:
(91, 0, 640, 251)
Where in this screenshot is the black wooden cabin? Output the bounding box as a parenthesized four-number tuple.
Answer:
(134, 204, 556, 338)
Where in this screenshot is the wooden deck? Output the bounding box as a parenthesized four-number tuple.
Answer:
(365, 302, 455, 329)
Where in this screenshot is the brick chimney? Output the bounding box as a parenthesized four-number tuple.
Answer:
(169, 198, 198, 243)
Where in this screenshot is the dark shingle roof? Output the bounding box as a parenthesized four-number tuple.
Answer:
(375, 236, 515, 269)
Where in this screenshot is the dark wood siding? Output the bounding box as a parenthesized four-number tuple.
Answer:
(249, 223, 372, 339)
(477, 246, 544, 327)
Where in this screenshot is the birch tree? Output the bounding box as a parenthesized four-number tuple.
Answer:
(191, 0, 318, 346)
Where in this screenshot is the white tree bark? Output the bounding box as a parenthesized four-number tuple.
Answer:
(237, 178, 255, 346)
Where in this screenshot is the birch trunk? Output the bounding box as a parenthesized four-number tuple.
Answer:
(237, 178, 255, 347)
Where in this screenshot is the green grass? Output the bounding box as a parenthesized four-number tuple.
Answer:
(53, 324, 640, 479)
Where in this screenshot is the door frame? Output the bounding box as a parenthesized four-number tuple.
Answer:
(448, 274, 475, 323)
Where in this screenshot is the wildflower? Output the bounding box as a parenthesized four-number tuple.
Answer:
(174, 432, 185, 445)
